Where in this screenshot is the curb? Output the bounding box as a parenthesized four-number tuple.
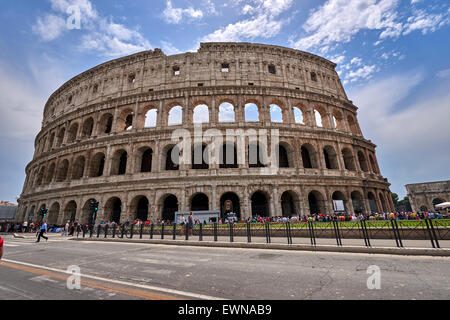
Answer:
(69, 238, 450, 257)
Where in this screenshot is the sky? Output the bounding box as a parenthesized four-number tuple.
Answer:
(0, 0, 449, 204)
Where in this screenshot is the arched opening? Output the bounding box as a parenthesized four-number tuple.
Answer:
(277, 144, 290, 168)
(104, 198, 122, 223)
(45, 163, 55, 184)
(67, 123, 79, 143)
(134, 196, 149, 221)
(342, 148, 356, 171)
(281, 191, 297, 217)
(36, 167, 45, 186)
(47, 132, 55, 151)
(139, 148, 153, 173)
(111, 150, 128, 175)
(351, 191, 364, 214)
(89, 152, 105, 177)
(220, 192, 241, 220)
(48, 202, 60, 225)
(63, 201, 77, 223)
(165, 146, 180, 171)
(332, 110, 344, 131)
(191, 193, 209, 211)
(56, 128, 65, 147)
(124, 113, 133, 131)
(369, 154, 379, 174)
(71, 156, 85, 180)
(245, 103, 259, 122)
(248, 143, 266, 168)
(358, 151, 369, 172)
(323, 146, 339, 170)
(314, 109, 323, 127)
(193, 104, 210, 123)
(82, 117, 94, 138)
(81, 198, 100, 224)
(218, 102, 235, 122)
(192, 144, 209, 170)
(308, 191, 325, 215)
(56, 159, 69, 182)
(162, 195, 178, 221)
(144, 109, 157, 128)
(332, 191, 347, 213)
(293, 107, 304, 124)
(99, 113, 113, 134)
(168, 105, 183, 126)
(220, 143, 238, 168)
(251, 191, 269, 217)
(432, 198, 445, 210)
(379, 193, 387, 212)
(348, 115, 358, 135)
(270, 104, 283, 123)
(301, 144, 316, 169)
(368, 192, 378, 213)
(419, 206, 428, 212)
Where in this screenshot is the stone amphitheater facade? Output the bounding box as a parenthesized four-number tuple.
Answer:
(16, 42, 394, 225)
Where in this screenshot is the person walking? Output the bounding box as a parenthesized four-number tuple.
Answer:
(36, 222, 48, 243)
(188, 212, 195, 236)
(180, 214, 186, 236)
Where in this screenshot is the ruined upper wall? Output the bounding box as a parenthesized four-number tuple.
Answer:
(42, 42, 348, 126)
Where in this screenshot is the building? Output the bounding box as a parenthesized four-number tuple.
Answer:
(16, 42, 393, 225)
(0, 202, 18, 223)
(406, 180, 450, 212)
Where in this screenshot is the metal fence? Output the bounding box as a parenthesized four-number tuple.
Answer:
(76, 219, 450, 249)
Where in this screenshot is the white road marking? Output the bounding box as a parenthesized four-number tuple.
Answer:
(1, 258, 225, 300)
(121, 257, 196, 267)
(30, 275, 60, 284)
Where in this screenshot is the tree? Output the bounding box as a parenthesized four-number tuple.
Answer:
(391, 192, 399, 205)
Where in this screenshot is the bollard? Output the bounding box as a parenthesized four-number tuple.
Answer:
(199, 222, 203, 241)
(89, 225, 94, 238)
(308, 221, 316, 246)
(120, 225, 125, 239)
(265, 222, 271, 244)
(150, 223, 154, 239)
(229, 223, 234, 243)
(286, 222, 292, 245)
(173, 223, 177, 240)
(213, 223, 218, 242)
(82, 226, 86, 238)
(104, 225, 109, 238)
(139, 224, 144, 239)
(97, 224, 101, 238)
(425, 219, 440, 249)
(428, 219, 440, 249)
(112, 224, 116, 238)
(161, 223, 165, 240)
(185, 221, 189, 241)
(246, 222, 252, 243)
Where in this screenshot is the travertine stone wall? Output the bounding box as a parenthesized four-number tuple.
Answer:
(17, 42, 393, 224)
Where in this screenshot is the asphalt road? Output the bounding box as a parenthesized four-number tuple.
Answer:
(0, 235, 449, 300)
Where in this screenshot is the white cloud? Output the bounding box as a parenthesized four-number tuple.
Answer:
(160, 40, 182, 55)
(350, 72, 450, 196)
(32, 14, 67, 42)
(201, 0, 293, 42)
(291, 0, 450, 53)
(437, 68, 450, 78)
(33, 0, 151, 57)
(162, 0, 204, 24)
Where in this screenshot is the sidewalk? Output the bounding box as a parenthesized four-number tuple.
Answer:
(70, 235, 450, 257)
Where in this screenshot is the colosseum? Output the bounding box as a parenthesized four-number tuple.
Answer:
(16, 42, 394, 225)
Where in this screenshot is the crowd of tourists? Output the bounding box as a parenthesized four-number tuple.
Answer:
(0, 210, 447, 234)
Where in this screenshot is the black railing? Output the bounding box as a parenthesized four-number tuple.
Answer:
(75, 219, 450, 249)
